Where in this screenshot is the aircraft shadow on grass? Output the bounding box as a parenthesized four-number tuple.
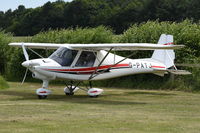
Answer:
(124, 91, 176, 96)
(0, 89, 176, 105)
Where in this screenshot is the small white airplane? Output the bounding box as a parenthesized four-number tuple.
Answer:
(9, 34, 188, 99)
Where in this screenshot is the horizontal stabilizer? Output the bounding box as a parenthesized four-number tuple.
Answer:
(167, 69, 192, 75)
(153, 72, 165, 77)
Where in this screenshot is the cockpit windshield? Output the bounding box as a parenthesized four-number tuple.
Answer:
(49, 47, 78, 66)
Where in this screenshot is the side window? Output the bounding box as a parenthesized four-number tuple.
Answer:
(49, 47, 78, 66)
(75, 51, 96, 67)
(61, 49, 78, 66)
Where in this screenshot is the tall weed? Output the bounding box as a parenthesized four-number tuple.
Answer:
(0, 30, 12, 74)
(0, 76, 9, 90)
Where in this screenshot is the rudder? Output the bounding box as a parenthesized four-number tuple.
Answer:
(151, 34, 175, 68)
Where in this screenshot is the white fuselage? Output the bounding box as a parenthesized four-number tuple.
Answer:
(25, 50, 167, 81)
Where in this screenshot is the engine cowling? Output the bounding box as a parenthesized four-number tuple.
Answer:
(32, 72, 55, 80)
(32, 72, 47, 80)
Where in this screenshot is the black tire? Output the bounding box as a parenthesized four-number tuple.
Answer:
(89, 95, 99, 98)
(65, 92, 74, 96)
(38, 95, 47, 99)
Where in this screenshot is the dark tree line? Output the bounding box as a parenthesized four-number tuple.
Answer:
(0, 0, 200, 36)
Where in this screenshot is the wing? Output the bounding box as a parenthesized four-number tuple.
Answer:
(9, 42, 184, 51)
(9, 43, 65, 49)
(69, 43, 184, 51)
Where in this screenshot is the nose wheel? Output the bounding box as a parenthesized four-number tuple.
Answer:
(36, 80, 51, 99)
(36, 88, 51, 99)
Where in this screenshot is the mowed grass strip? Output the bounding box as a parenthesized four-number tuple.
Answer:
(0, 82, 200, 133)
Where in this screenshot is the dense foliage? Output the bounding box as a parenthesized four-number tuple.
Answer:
(119, 20, 200, 62)
(0, 0, 200, 35)
(1, 21, 199, 91)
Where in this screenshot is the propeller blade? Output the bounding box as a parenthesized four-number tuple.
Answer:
(21, 68, 28, 85)
(22, 43, 29, 61)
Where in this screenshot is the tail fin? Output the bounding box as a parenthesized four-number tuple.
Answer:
(151, 34, 175, 68)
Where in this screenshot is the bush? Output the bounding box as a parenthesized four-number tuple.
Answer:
(0, 30, 12, 74)
(0, 76, 9, 90)
(31, 26, 114, 43)
(120, 20, 200, 61)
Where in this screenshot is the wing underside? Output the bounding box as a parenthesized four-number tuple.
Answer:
(9, 43, 184, 51)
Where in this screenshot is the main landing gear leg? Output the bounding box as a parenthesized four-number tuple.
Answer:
(36, 80, 51, 99)
(89, 81, 92, 88)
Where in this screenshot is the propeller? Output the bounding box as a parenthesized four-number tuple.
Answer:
(21, 68, 28, 85)
(21, 43, 29, 84)
(22, 42, 29, 61)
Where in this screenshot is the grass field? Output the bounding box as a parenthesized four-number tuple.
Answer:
(0, 82, 200, 133)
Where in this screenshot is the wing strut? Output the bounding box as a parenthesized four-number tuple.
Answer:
(89, 48, 113, 80)
(28, 48, 44, 58)
(89, 51, 136, 80)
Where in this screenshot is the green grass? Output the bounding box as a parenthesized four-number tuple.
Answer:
(0, 82, 200, 133)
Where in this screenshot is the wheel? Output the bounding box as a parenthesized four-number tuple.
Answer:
(65, 92, 74, 96)
(64, 86, 79, 95)
(38, 95, 47, 99)
(89, 95, 99, 98)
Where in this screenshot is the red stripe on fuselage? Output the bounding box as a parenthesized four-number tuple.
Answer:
(151, 66, 165, 68)
(45, 64, 130, 72)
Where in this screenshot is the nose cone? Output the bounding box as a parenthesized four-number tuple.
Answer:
(21, 60, 40, 68)
(22, 61, 30, 67)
